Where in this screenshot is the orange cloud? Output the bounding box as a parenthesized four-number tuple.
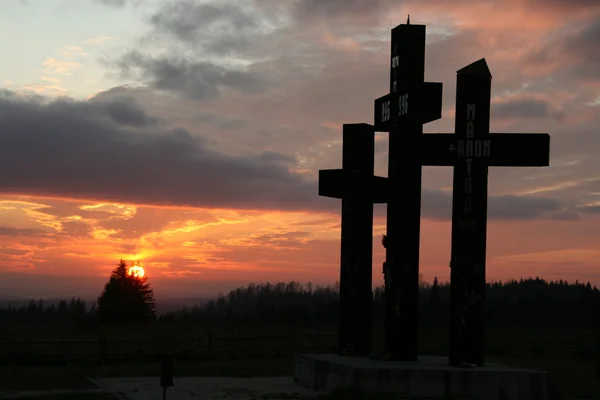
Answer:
(1, 191, 599, 298)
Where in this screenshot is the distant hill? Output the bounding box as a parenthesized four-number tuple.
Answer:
(156, 297, 212, 313)
(0, 294, 25, 301)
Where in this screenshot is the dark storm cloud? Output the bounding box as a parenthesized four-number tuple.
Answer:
(118, 0, 391, 104)
(92, 0, 147, 6)
(0, 88, 576, 220)
(195, 112, 248, 131)
(563, 19, 600, 76)
(539, 0, 600, 10)
(293, 0, 386, 20)
(547, 210, 581, 220)
(115, 50, 269, 101)
(523, 18, 600, 80)
(0, 90, 157, 129)
(89, 96, 159, 127)
(0, 91, 328, 211)
(420, 189, 574, 221)
(291, 0, 600, 23)
(141, 0, 285, 66)
(549, 127, 600, 157)
(492, 98, 555, 120)
(489, 195, 570, 220)
(150, 1, 258, 47)
(91, 86, 256, 147)
(94, 0, 126, 5)
(580, 205, 600, 214)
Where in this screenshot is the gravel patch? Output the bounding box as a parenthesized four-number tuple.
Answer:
(93, 376, 321, 400)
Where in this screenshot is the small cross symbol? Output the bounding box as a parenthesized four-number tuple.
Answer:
(448, 144, 456, 153)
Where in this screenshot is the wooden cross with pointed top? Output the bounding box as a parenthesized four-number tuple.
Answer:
(418, 58, 550, 366)
(372, 21, 444, 362)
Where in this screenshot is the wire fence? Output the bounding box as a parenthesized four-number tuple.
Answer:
(0, 330, 596, 365)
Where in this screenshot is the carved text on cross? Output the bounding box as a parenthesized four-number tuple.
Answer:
(374, 23, 442, 132)
(420, 134, 550, 167)
(391, 53, 399, 92)
(374, 83, 442, 131)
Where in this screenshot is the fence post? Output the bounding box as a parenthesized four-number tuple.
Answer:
(99, 334, 107, 367)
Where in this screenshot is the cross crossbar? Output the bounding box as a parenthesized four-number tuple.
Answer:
(319, 169, 388, 203)
(374, 82, 443, 131)
(419, 133, 550, 166)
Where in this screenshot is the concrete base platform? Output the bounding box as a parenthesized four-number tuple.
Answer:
(294, 354, 553, 400)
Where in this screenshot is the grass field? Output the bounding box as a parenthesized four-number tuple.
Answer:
(1, 325, 598, 399)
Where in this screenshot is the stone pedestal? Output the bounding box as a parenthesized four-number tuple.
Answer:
(294, 354, 552, 400)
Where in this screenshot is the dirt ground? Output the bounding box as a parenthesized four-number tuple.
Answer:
(0, 354, 597, 399)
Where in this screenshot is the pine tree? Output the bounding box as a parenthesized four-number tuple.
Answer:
(97, 260, 157, 325)
(69, 297, 87, 323)
(429, 277, 441, 305)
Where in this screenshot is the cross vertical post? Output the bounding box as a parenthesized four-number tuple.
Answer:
(318, 123, 387, 356)
(385, 24, 424, 361)
(340, 124, 374, 356)
(373, 22, 443, 361)
(448, 60, 492, 367)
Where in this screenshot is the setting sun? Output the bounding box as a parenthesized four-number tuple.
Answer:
(128, 265, 145, 278)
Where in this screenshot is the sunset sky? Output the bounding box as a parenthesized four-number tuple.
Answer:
(0, 0, 599, 300)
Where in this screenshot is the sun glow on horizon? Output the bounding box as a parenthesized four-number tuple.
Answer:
(128, 265, 145, 278)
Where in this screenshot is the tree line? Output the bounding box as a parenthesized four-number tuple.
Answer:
(0, 297, 92, 325)
(161, 277, 600, 330)
(0, 260, 157, 329)
(3, 270, 597, 332)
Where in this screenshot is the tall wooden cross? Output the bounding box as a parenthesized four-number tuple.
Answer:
(318, 124, 387, 356)
(319, 21, 551, 367)
(419, 58, 551, 366)
(373, 22, 443, 361)
(319, 21, 443, 359)
(372, 22, 550, 365)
